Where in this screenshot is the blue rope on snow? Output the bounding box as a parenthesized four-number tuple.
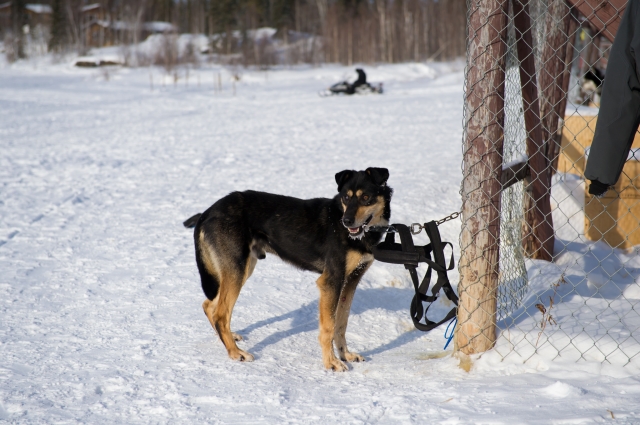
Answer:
(443, 317, 457, 350)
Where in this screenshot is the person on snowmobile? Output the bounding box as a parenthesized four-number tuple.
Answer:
(323, 68, 383, 96)
(346, 68, 368, 94)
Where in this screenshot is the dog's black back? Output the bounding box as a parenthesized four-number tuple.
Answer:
(190, 169, 392, 300)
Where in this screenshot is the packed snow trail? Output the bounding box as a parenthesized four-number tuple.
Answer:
(1, 60, 639, 424)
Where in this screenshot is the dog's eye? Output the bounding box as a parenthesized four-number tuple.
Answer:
(362, 195, 370, 202)
(343, 194, 350, 202)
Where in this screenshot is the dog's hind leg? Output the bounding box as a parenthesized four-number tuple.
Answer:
(197, 231, 245, 341)
(203, 298, 243, 341)
(202, 252, 257, 343)
(334, 254, 372, 363)
(209, 254, 257, 362)
(316, 271, 348, 372)
(197, 225, 257, 359)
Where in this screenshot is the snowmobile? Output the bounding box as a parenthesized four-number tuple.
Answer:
(319, 68, 383, 97)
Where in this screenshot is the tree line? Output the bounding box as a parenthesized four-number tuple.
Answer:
(3, 0, 466, 64)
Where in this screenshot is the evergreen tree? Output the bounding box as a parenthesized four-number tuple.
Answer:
(209, 0, 240, 52)
(272, 0, 295, 33)
(49, 0, 68, 52)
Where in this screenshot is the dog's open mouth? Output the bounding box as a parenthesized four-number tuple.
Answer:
(345, 216, 373, 239)
(348, 226, 363, 235)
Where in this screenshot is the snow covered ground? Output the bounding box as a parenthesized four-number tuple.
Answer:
(1, 55, 640, 424)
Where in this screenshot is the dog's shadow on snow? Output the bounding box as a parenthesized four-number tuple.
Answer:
(238, 286, 446, 357)
(237, 301, 319, 355)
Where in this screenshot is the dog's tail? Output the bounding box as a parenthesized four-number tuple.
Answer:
(183, 213, 202, 228)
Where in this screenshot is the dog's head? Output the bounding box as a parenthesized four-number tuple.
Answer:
(335, 167, 393, 239)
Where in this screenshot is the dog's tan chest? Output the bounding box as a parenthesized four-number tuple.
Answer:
(345, 251, 374, 277)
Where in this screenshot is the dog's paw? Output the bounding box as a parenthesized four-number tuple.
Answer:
(232, 332, 243, 341)
(325, 358, 349, 372)
(343, 352, 365, 363)
(229, 349, 254, 362)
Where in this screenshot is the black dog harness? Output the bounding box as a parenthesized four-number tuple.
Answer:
(371, 221, 458, 332)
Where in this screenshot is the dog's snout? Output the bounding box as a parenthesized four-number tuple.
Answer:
(342, 217, 354, 227)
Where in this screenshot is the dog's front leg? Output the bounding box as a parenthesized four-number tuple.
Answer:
(316, 271, 348, 372)
(334, 258, 372, 363)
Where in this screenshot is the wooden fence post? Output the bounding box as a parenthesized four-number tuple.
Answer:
(539, 2, 577, 175)
(456, 0, 508, 355)
(512, 0, 555, 261)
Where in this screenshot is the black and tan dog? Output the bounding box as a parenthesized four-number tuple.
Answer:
(183, 167, 392, 371)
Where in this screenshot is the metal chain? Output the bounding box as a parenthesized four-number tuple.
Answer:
(436, 211, 462, 226)
(409, 210, 462, 235)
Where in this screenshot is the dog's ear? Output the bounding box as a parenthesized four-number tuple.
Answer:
(365, 167, 389, 186)
(335, 170, 354, 192)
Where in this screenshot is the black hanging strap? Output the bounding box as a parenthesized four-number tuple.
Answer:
(371, 221, 458, 332)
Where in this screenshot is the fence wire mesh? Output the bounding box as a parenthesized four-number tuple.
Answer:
(458, 0, 640, 365)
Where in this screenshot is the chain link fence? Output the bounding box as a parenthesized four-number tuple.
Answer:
(457, 0, 640, 365)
